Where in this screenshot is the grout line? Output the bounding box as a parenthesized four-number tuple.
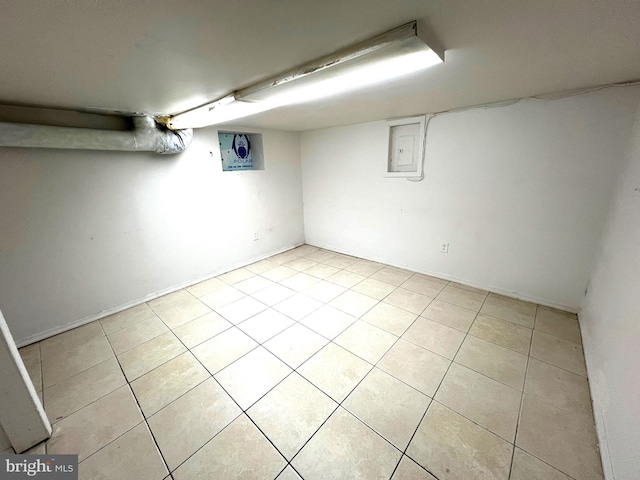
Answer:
(104, 329, 173, 476)
(508, 304, 539, 478)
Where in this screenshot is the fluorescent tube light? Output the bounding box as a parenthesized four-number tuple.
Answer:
(168, 20, 443, 130)
(168, 95, 271, 129)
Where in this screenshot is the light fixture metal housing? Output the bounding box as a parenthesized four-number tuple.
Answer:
(167, 20, 444, 130)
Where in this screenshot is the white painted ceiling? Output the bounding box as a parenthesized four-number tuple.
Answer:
(2, 0, 639, 131)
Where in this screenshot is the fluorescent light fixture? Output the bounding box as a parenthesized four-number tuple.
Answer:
(168, 20, 443, 130)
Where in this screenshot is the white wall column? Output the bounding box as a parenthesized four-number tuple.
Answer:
(0, 310, 51, 452)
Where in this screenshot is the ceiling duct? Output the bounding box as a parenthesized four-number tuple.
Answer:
(0, 115, 192, 154)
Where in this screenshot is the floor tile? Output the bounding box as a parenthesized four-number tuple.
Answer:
(469, 313, 532, 354)
(407, 402, 512, 480)
(40, 322, 105, 360)
(378, 339, 450, 397)
(517, 394, 603, 479)
(421, 299, 477, 332)
(447, 282, 488, 295)
(352, 278, 396, 300)
(299, 305, 357, 339)
(306, 249, 338, 263)
(436, 285, 486, 311)
(117, 331, 186, 381)
(298, 343, 372, 403)
(370, 266, 413, 287)
(283, 257, 318, 272)
(79, 423, 167, 480)
(324, 254, 359, 269)
(251, 283, 296, 306)
(345, 259, 384, 276)
(24, 443, 45, 455)
(290, 244, 319, 256)
(148, 290, 211, 329)
(172, 414, 286, 480)
(198, 285, 245, 309)
(100, 303, 156, 334)
(524, 357, 593, 414)
(47, 385, 143, 461)
(343, 368, 430, 450)
(391, 456, 438, 480)
(276, 466, 303, 480)
(273, 293, 322, 320)
(107, 316, 168, 355)
(44, 357, 126, 423)
(329, 290, 379, 318)
(261, 265, 298, 282)
(264, 323, 328, 368)
(245, 258, 278, 274)
(435, 363, 521, 441)
(237, 308, 295, 343)
(18, 342, 40, 365)
(43, 335, 114, 388)
(185, 277, 228, 298)
(269, 251, 302, 265)
(510, 448, 572, 480)
(292, 407, 401, 480)
(131, 352, 209, 417)
(216, 296, 267, 324)
(361, 302, 417, 336)
(191, 327, 258, 374)
(480, 293, 536, 327)
(247, 373, 337, 459)
(303, 262, 340, 279)
(384, 288, 433, 315)
(530, 330, 586, 376)
(334, 320, 397, 364)
(302, 280, 346, 303)
(233, 275, 275, 294)
(280, 272, 321, 291)
(20, 344, 42, 392)
(534, 306, 581, 343)
(454, 335, 528, 390)
(214, 347, 292, 409)
(217, 267, 255, 284)
(148, 378, 241, 470)
(325, 270, 366, 288)
(171, 311, 232, 348)
(401, 274, 447, 297)
(402, 317, 465, 359)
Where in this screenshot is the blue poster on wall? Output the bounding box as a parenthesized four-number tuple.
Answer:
(219, 133, 253, 171)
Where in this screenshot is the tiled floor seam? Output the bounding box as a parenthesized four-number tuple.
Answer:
(155, 310, 303, 474)
(123, 321, 238, 475)
(508, 305, 538, 479)
(397, 292, 489, 477)
(102, 329, 173, 476)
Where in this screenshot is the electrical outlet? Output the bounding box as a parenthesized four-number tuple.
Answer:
(253, 231, 259, 241)
(440, 242, 449, 253)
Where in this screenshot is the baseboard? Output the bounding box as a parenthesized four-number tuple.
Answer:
(579, 322, 615, 479)
(307, 242, 579, 313)
(15, 242, 304, 347)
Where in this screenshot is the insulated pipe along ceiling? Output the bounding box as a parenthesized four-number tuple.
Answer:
(0, 115, 193, 154)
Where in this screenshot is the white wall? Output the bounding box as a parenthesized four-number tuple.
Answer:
(0, 127, 304, 344)
(300, 87, 640, 310)
(580, 102, 640, 480)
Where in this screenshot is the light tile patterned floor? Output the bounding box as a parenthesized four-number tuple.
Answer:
(14, 245, 603, 479)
